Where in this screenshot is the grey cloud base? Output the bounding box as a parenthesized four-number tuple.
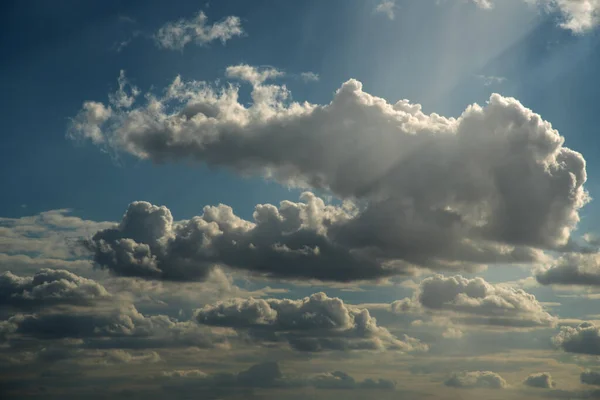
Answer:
(70, 68, 588, 278)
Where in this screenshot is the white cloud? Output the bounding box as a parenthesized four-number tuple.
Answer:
(469, 0, 600, 33)
(300, 72, 319, 82)
(70, 68, 588, 278)
(154, 11, 243, 50)
(375, 0, 397, 20)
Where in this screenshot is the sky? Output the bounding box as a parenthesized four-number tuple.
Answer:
(4, 0, 600, 398)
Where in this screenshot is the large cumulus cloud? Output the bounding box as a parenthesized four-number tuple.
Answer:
(195, 292, 427, 352)
(392, 274, 556, 328)
(69, 68, 588, 280)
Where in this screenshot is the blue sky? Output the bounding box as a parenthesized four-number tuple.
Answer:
(5, 1, 600, 399)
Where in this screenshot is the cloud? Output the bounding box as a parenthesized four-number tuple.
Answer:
(582, 371, 600, 386)
(195, 292, 427, 352)
(82, 195, 420, 282)
(307, 370, 395, 390)
(299, 72, 319, 82)
(154, 11, 243, 50)
(69, 69, 588, 279)
(467, 0, 600, 33)
(553, 322, 600, 355)
(392, 274, 556, 328)
(536, 253, 600, 286)
(524, 372, 556, 388)
(375, 0, 396, 20)
(1, 303, 223, 349)
(225, 64, 284, 86)
(0, 209, 114, 260)
(445, 370, 507, 389)
(476, 75, 506, 86)
(0, 269, 111, 308)
(161, 361, 395, 391)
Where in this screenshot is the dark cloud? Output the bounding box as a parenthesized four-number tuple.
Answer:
(82, 196, 400, 282)
(524, 372, 555, 388)
(70, 69, 588, 277)
(1, 304, 222, 349)
(582, 371, 600, 386)
(195, 292, 427, 352)
(536, 253, 600, 286)
(444, 370, 507, 389)
(391, 274, 555, 328)
(0, 269, 111, 309)
(553, 322, 600, 355)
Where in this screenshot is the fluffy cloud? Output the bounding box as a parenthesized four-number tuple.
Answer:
(375, 0, 396, 20)
(392, 275, 556, 328)
(536, 253, 600, 286)
(195, 292, 427, 352)
(0, 269, 110, 308)
(553, 322, 600, 355)
(469, 0, 600, 33)
(445, 370, 507, 389)
(523, 372, 556, 388)
(581, 370, 600, 386)
(154, 11, 243, 50)
(69, 68, 588, 278)
(82, 195, 403, 282)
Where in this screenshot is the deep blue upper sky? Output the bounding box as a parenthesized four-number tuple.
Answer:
(2, 0, 600, 233)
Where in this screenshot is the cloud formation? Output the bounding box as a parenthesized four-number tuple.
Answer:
(1, 302, 223, 349)
(581, 370, 600, 386)
(154, 11, 244, 50)
(467, 0, 600, 33)
(82, 195, 402, 282)
(553, 322, 600, 355)
(0, 269, 110, 308)
(70, 68, 587, 278)
(536, 253, 600, 286)
(195, 292, 427, 352)
(524, 372, 556, 388)
(162, 361, 395, 391)
(392, 274, 556, 328)
(444, 370, 507, 389)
